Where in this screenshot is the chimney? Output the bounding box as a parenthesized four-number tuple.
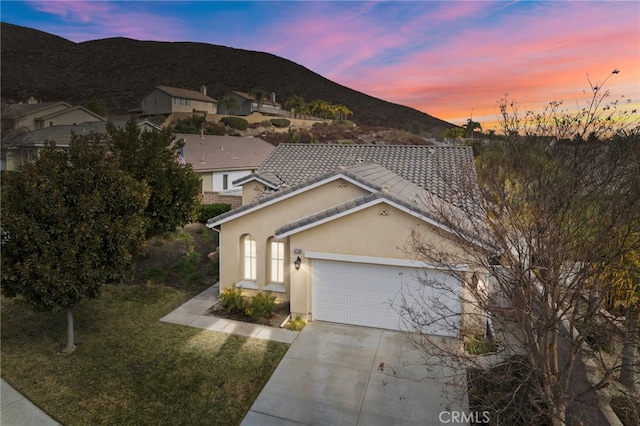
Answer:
(271, 92, 276, 103)
(201, 85, 207, 96)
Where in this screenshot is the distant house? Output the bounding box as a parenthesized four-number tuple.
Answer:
(2, 99, 106, 132)
(222, 91, 286, 117)
(176, 134, 275, 207)
(141, 85, 217, 116)
(1, 119, 160, 171)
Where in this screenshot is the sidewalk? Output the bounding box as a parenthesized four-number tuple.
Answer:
(159, 282, 299, 344)
(1, 379, 60, 426)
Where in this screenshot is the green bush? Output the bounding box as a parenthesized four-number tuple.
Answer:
(197, 203, 231, 223)
(206, 123, 226, 135)
(221, 117, 248, 131)
(286, 315, 306, 331)
(219, 288, 247, 314)
(334, 119, 355, 127)
(270, 118, 291, 128)
(465, 334, 498, 355)
(145, 267, 167, 285)
(184, 250, 201, 265)
(246, 293, 277, 319)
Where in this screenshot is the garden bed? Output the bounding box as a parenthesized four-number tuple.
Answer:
(207, 301, 291, 328)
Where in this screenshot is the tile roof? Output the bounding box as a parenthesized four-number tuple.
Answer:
(177, 134, 275, 172)
(4, 101, 71, 117)
(251, 144, 476, 203)
(156, 85, 217, 103)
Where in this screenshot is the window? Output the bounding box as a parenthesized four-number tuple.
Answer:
(222, 174, 229, 190)
(173, 97, 190, 106)
(242, 235, 257, 280)
(269, 238, 285, 283)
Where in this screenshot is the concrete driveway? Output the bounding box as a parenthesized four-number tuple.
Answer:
(242, 322, 467, 426)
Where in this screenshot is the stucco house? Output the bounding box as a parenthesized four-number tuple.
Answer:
(207, 144, 482, 337)
(177, 134, 275, 207)
(141, 85, 217, 116)
(2, 100, 105, 132)
(221, 91, 286, 117)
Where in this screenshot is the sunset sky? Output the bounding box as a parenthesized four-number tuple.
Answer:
(2, 1, 639, 131)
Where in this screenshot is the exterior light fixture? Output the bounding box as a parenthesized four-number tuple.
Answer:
(294, 256, 302, 271)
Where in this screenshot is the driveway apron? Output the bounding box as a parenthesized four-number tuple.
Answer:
(242, 322, 467, 426)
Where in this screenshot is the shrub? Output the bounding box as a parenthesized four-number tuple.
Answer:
(465, 334, 498, 355)
(219, 288, 246, 314)
(221, 117, 248, 131)
(145, 267, 167, 285)
(176, 230, 194, 244)
(312, 122, 329, 128)
(184, 250, 201, 265)
(286, 315, 306, 331)
(270, 118, 291, 128)
(246, 293, 277, 319)
(197, 203, 231, 223)
(334, 120, 355, 127)
(169, 259, 197, 278)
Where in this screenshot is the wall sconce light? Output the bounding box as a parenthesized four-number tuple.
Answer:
(294, 256, 302, 271)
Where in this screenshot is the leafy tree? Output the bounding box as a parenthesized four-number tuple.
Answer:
(402, 72, 640, 425)
(1, 136, 149, 352)
(463, 118, 482, 138)
(285, 95, 307, 119)
(107, 119, 200, 237)
(250, 88, 268, 114)
(86, 98, 109, 118)
(219, 93, 237, 115)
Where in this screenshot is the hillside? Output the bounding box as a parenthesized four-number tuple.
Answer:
(1, 23, 456, 135)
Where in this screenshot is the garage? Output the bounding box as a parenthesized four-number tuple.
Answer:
(312, 258, 460, 336)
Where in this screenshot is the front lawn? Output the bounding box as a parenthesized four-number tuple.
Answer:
(1, 284, 289, 426)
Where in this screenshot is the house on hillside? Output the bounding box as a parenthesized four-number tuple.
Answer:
(221, 91, 286, 117)
(2, 100, 106, 132)
(207, 144, 484, 336)
(177, 134, 275, 208)
(1, 119, 160, 171)
(141, 85, 217, 116)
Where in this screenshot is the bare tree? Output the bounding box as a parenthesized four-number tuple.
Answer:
(400, 72, 640, 425)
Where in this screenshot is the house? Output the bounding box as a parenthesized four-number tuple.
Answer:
(207, 144, 481, 336)
(141, 85, 217, 116)
(177, 134, 275, 208)
(1, 119, 160, 171)
(2, 100, 106, 132)
(221, 91, 286, 117)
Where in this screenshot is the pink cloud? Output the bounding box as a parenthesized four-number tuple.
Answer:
(325, 2, 640, 127)
(28, 0, 186, 42)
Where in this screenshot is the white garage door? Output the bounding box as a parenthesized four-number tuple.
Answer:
(313, 259, 460, 336)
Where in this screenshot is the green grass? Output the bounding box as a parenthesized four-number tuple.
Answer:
(1, 285, 289, 426)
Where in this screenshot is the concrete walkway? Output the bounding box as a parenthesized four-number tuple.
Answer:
(160, 282, 299, 344)
(1, 379, 60, 426)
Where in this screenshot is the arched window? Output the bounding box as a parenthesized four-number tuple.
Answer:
(242, 234, 257, 280)
(269, 237, 285, 283)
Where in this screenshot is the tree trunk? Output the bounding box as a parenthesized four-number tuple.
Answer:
(550, 402, 567, 426)
(619, 307, 638, 390)
(63, 306, 76, 353)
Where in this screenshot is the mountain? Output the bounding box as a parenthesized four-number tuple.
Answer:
(1, 23, 456, 134)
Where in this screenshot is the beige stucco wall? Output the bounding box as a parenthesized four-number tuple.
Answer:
(217, 176, 479, 331)
(286, 204, 472, 318)
(38, 109, 102, 128)
(217, 178, 368, 298)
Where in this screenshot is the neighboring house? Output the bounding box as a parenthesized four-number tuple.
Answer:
(221, 91, 286, 117)
(141, 85, 217, 116)
(1, 119, 160, 171)
(207, 144, 482, 337)
(177, 134, 275, 208)
(2, 100, 105, 132)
